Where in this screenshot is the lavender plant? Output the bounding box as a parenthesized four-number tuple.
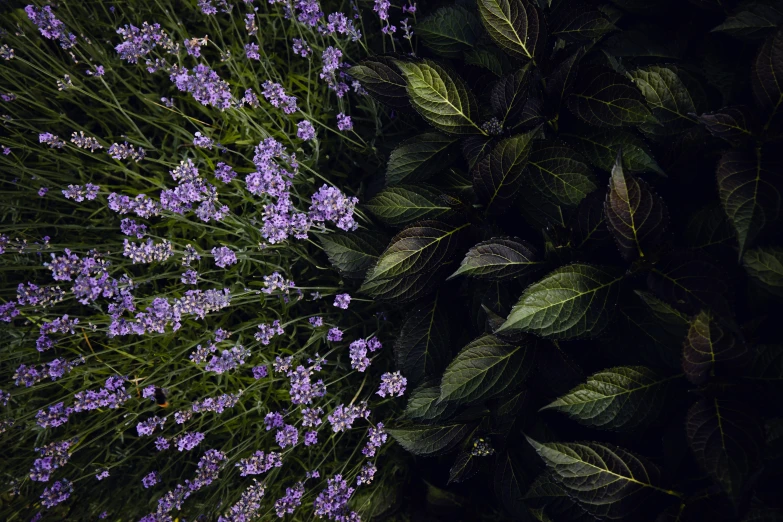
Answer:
(0, 1, 414, 520)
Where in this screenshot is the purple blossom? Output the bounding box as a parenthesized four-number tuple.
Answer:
(70, 131, 103, 151)
(377, 371, 407, 398)
(367, 336, 382, 352)
(309, 185, 359, 231)
(204, 345, 250, 374)
(292, 38, 311, 57)
(362, 423, 387, 457)
(212, 246, 237, 268)
(25, 5, 76, 49)
(184, 37, 206, 57)
(214, 162, 236, 183)
(274, 482, 305, 517)
(327, 327, 343, 342)
(175, 431, 205, 451)
(193, 132, 214, 149)
(297, 120, 316, 141)
(336, 113, 353, 131)
(275, 424, 299, 448)
(115, 22, 176, 64)
(142, 471, 160, 488)
(327, 403, 369, 433)
(191, 393, 241, 414)
(357, 463, 377, 485)
(255, 320, 284, 345)
(294, 0, 324, 26)
(0, 389, 9, 406)
(236, 450, 283, 476)
(261, 81, 298, 114)
(120, 218, 147, 238)
(304, 431, 318, 446)
(252, 365, 268, 379)
(313, 474, 355, 520)
(181, 270, 198, 285)
(333, 293, 351, 309)
(265, 411, 285, 431)
(349, 339, 370, 372)
(198, 0, 230, 15)
(142, 386, 156, 400)
(96, 469, 110, 481)
(63, 183, 100, 202)
(38, 187, 48, 197)
(0, 302, 18, 322)
(155, 437, 170, 451)
(243, 88, 260, 108)
(245, 42, 260, 60)
(30, 440, 73, 481)
(302, 407, 323, 427)
(309, 316, 323, 327)
(170, 64, 233, 110)
(40, 479, 73, 508)
(123, 238, 173, 264)
(219, 480, 266, 521)
(39, 133, 65, 148)
(136, 416, 166, 436)
(108, 142, 145, 162)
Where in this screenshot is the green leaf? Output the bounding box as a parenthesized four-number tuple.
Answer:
(365, 185, 452, 226)
(442, 167, 475, 195)
(389, 423, 474, 456)
(417, 6, 483, 58)
(495, 451, 529, 518)
(449, 451, 479, 484)
(498, 264, 622, 339)
(683, 311, 746, 385)
(687, 399, 764, 506)
(448, 237, 541, 281)
(605, 154, 669, 261)
(544, 47, 585, 111)
(698, 106, 757, 141)
(541, 366, 677, 430)
(743, 247, 783, 296)
(527, 142, 597, 206)
(319, 230, 387, 279)
(619, 290, 689, 369)
(526, 438, 677, 518)
(478, 0, 545, 62)
(394, 294, 451, 387)
(567, 65, 657, 127)
(386, 132, 459, 186)
(462, 136, 497, 171)
(348, 59, 409, 108)
(566, 129, 665, 176)
(465, 48, 505, 76)
(717, 146, 782, 257)
(518, 183, 567, 229)
(551, 7, 616, 43)
(752, 29, 783, 132)
(745, 344, 783, 382)
(405, 382, 457, 421)
(629, 65, 699, 135)
(524, 471, 593, 522)
(685, 203, 736, 251)
(601, 24, 685, 59)
(571, 191, 612, 250)
(473, 130, 538, 214)
(396, 60, 483, 135)
(713, 2, 783, 40)
(439, 334, 536, 405)
(491, 67, 532, 127)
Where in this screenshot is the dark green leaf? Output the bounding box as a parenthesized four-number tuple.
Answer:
(526, 438, 676, 518)
(713, 2, 783, 40)
(518, 182, 567, 229)
(551, 7, 616, 43)
(743, 247, 783, 296)
(473, 130, 538, 214)
(567, 129, 665, 175)
(687, 399, 764, 506)
(717, 146, 782, 257)
(517, 97, 547, 130)
(394, 294, 451, 387)
(544, 47, 585, 111)
(542, 366, 677, 430)
(629, 65, 699, 134)
(449, 237, 541, 281)
(417, 6, 483, 57)
(319, 230, 387, 279)
(462, 136, 496, 171)
(685, 204, 736, 251)
(647, 250, 732, 318)
(527, 142, 597, 206)
(495, 451, 529, 518)
(683, 311, 746, 385)
(601, 24, 685, 59)
(478, 0, 546, 62)
(365, 185, 452, 226)
(349, 58, 409, 108)
(745, 345, 783, 382)
(465, 48, 505, 76)
(442, 168, 475, 195)
(439, 334, 536, 405)
(386, 132, 459, 186)
(605, 154, 669, 261)
(389, 423, 474, 456)
(567, 65, 657, 127)
(524, 471, 593, 522)
(698, 106, 758, 141)
(498, 264, 622, 339)
(491, 67, 532, 127)
(405, 382, 458, 421)
(571, 191, 612, 250)
(396, 60, 484, 135)
(449, 451, 479, 484)
(752, 29, 783, 132)
(619, 291, 689, 370)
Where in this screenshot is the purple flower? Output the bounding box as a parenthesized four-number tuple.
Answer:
(367, 336, 382, 352)
(136, 416, 165, 436)
(309, 185, 358, 231)
(120, 218, 147, 238)
(63, 183, 100, 202)
(70, 132, 103, 151)
(236, 450, 282, 476)
(304, 430, 318, 446)
(142, 471, 159, 488)
(245, 42, 260, 60)
(327, 327, 343, 342)
(123, 238, 173, 264)
(292, 38, 311, 57)
(193, 132, 214, 149)
(40, 479, 73, 508)
(170, 64, 233, 110)
(349, 339, 370, 372)
(181, 270, 198, 285)
(108, 142, 145, 162)
(309, 316, 323, 327)
(212, 246, 237, 268)
(297, 120, 316, 141)
(38, 187, 48, 197)
(265, 411, 284, 431)
(191, 393, 241, 414)
(313, 475, 355, 520)
(275, 424, 299, 448)
(261, 81, 298, 114)
(333, 293, 351, 309)
(36, 402, 73, 428)
(336, 113, 353, 131)
(2, 146, 10, 155)
(255, 320, 284, 345)
(142, 385, 156, 400)
(362, 423, 387, 457)
(184, 37, 206, 57)
(274, 482, 305, 517)
(357, 463, 376, 485)
(95, 469, 110, 480)
(39, 133, 65, 148)
(214, 162, 236, 183)
(204, 345, 250, 374)
(25, 5, 76, 49)
(377, 372, 407, 398)
(175, 431, 205, 451)
(302, 407, 323, 427)
(155, 437, 170, 451)
(115, 22, 176, 64)
(327, 403, 368, 433)
(252, 365, 268, 379)
(0, 389, 9, 406)
(30, 440, 73, 482)
(0, 302, 18, 322)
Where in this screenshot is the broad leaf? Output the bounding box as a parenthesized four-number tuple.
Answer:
(449, 451, 479, 484)
(551, 6, 616, 43)
(416, 6, 482, 58)
(630, 65, 698, 134)
(713, 2, 783, 40)
(601, 24, 685, 59)
(478, 0, 545, 62)
(389, 423, 474, 456)
(405, 382, 457, 422)
(567, 65, 657, 127)
(567, 129, 665, 176)
(686, 399, 764, 506)
(349, 58, 409, 109)
(619, 291, 689, 370)
(605, 154, 670, 261)
(542, 366, 677, 430)
(717, 146, 782, 257)
(386, 132, 459, 186)
(743, 247, 783, 296)
(752, 29, 783, 132)
(571, 191, 613, 250)
(462, 136, 496, 171)
(544, 47, 585, 111)
(319, 230, 387, 279)
(698, 106, 757, 141)
(394, 294, 451, 387)
(683, 311, 746, 385)
(365, 185, 452, 226)
(491, 66, 532, 127)
(685, 203, 736, 251)
(448, 237, 541, 281)
(526, 438, 676, 518)
(465, 48, 505, 76)
(396, 60, 483, 135)
(497, 264, 622, 339)
(526, 142, 597, 206)
(495, 451, 529, 518)
(439, 334, 536, 405)
(518, 183, 567, 229)
(473, 130, 537, 214)
(524, 471, 593, 522)
(647, 249, 732, 318)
